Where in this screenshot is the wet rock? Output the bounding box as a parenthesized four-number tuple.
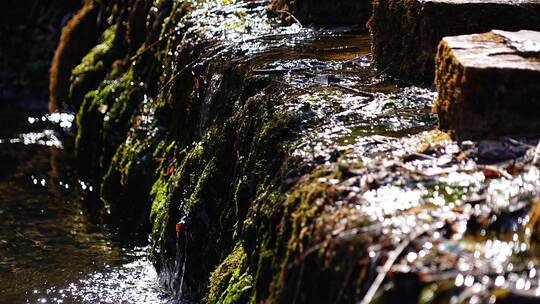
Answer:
(49, 0, 102, 112)
(368, 0, 540, 83)
(477, 139, 530, 163)
(268, 0, 372, 27)
(434, 30, 540, 139)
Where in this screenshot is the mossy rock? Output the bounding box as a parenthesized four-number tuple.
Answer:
(433, 30, 540, 139)
(49, 0, 101, 111)
(368, 0, 540, 83)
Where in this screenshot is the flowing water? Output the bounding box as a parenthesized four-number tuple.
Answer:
(0, 106, 171, 303)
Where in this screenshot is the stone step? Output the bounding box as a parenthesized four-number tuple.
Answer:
(433, 30, 540, 139)
(268, 0, 372, 27)
(369, 0, 540, 83)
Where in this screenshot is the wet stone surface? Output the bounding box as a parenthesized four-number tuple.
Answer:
(175, 2, 540, 302)
(172, 2, 540, 302)
(308, 135, 540, 303)
(245, 30, 438, 165)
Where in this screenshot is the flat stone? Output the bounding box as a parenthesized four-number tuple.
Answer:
(268, 0, 372, 27)
(369, 0, 540, 82)
(433, 30, 540, 139)
(499, 30, 540, 56)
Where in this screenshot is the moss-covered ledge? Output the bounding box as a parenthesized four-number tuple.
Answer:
(52, 0, 540, 303)
(52, 0, 309, 300)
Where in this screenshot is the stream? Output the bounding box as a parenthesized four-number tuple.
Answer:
(0, 105, 171, 303)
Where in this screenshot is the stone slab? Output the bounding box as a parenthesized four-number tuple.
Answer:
(433, 30, 540, 139)
(369, 0, 540, 82)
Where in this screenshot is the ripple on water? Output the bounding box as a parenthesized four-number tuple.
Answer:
(36, 248, 171, 304)
(0, 111, 172, 304)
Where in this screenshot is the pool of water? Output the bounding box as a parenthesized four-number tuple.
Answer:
(0, 106, 172, 303)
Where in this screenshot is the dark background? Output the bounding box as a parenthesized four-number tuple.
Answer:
(0, 0, 82, 108)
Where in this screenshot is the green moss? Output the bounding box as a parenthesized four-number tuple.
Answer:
(185, 157, 218, 213)
(174, 136, 215, 215)
(71, 25, 117, 76)
(74, 67, 141, 177)
(61, 1, 369, 302)
(68, 23, 125, 110)
(75, 89, 104, 176)
(99, 69, 145, 169)
(433, 39, 465, 137)
(149, 174, 171, 262)
(241, 165, 374, 303)
(205, 243, 253, 304)
(99, 132, 164, 235)
(102, 133, 156, 196)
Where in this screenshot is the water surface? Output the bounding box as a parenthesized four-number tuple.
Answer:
(0, 106, 171, 303)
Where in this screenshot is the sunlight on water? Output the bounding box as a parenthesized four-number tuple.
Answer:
(0, 111, 171, 304)
(38, 248, 170, 304)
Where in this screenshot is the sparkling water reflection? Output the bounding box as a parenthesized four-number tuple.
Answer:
(0, 109, 172, 303)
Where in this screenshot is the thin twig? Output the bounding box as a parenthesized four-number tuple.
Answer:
(252, 68, 306, 75)
(332, 83, 375, 98)
(359, 227, 425, 304)
(275, 10, 303, 28)
(475, 165, 513, 179)
(270, 79, 313, 95)
(506, 137, 536, 148)
(366, 66, 389, 79)
(129, 36, 167, 62)
(409, 152, 437, 161)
